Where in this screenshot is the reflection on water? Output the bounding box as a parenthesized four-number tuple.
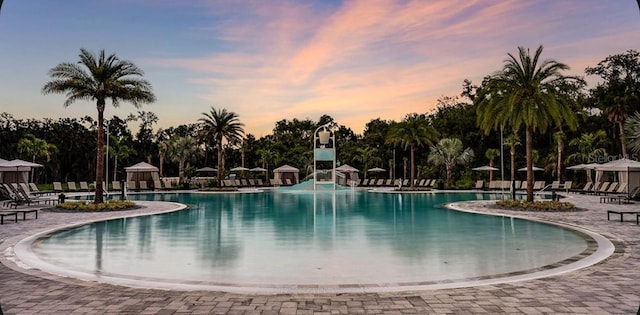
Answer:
(33, 191, 587, 285)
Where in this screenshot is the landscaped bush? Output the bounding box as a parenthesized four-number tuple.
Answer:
(55, 200, 136, 211)
(496, 199, 575, 212)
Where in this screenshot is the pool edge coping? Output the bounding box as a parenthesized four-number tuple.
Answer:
(3, 198, 615, 295)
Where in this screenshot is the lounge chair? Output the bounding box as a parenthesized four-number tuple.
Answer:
(533, 181, 545, 190)
(153, 180, 163, 190)
(550, 181, 560, 190)
(474, 180, 484, 190)
(561, 181, 573, 192)
(139, 181, 149, 190)
(284, 179, 293, 186)
(127, 181, 137, 191)
(594, 182, 611, 195)
(29, 183, 51, 195)
(67, 182, 78, 192)
(112, 181, 122, 191)
(53, 182, 63, 193)
(572, 182, 592, 194)
(256, 179, 264, 187)
(79, 181, 90, 192)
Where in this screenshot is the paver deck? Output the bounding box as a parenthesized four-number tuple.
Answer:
(0, 193, 638, 314)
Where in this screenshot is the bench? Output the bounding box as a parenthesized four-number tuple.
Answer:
(607, 210, 640, 222)
(0, 212, 18, 224)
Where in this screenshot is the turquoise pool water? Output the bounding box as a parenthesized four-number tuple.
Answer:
(32, 191, 588, 286)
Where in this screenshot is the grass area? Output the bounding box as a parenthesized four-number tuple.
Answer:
(55, 200, 136, 211)
(496, 199, 576, 212)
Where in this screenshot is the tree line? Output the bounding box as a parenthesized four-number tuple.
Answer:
(1, 48, 639, 202)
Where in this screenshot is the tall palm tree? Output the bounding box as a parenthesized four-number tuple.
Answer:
(355, 146, 380, 180)
(199, 107, 245, 188)
(625, 112, 640, 154)
(567, 131, 608, 164)
(476, 46, 579, 201)
(553, 130, 566, 181)
(106, 135, 136, 181)
(386, 114, 439, 187)
(17, 133, 57, 163)
(42, 49, 155, 203)
(503, 134, 521, 182)
(428, 138, 474, 186)
(165, 136, 200, 184)
(484, 148, 500, 181)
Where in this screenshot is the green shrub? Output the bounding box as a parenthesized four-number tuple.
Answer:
(56, 200, 136, 211)
(496, 199, 575, 212)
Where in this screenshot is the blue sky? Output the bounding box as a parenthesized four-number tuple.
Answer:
(0, 1, 638, 136)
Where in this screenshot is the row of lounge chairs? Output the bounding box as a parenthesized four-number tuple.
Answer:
(475, 180, 565, 191)
(0, 183, 46, 224)
(354, 178, 436, 187)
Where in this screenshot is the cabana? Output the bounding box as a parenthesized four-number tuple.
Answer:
(336, 164, 360, 185)
(594, 158, 640, 194)
(273, 164, 299, 185)
(125, 162, 160, 190)
(0, 159, 42, 183)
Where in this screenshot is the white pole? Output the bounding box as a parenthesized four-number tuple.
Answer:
(500, 127, 505, 199)
(105, 122, 109, 195)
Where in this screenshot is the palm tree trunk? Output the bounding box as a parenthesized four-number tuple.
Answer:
(159, 154, 164, 177)
(557, 144, 563, 181)
(217, 141, 223, 188)
(510, 148, 515, 182)
(95, 101, 105, 204)
(489, 160, 494, 182)
(619, 121, 627, 157)
(526, 126, 534, 202)
(410, 144, 415, 188)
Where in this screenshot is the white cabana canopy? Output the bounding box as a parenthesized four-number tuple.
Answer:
(336, 164, 360, 183)
(594, 158, 640, 193)
(0, 159, 43, 183)
(125, 162, 160, 188)
(273, 164, 299, 184)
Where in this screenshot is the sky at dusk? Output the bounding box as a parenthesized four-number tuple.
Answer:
(0, 1, 639, 136)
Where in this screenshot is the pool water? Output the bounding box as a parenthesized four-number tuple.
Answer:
(32, 191, 588, 286)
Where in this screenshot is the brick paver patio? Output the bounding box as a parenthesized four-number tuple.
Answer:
(0, 193, 638, 314)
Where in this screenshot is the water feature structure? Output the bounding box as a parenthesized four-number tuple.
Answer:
(313, 123, 336, 191)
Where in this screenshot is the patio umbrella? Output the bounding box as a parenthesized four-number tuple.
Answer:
(249, 167, 267, 172)
(367, 167, 386, 173)
(517, 166, 544, 172)
(472, 165, 499, 171)
(230, 166, 250, 172)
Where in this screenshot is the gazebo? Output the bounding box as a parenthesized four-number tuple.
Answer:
(273, 164, 299, 185)
(125, 162, 160, 189)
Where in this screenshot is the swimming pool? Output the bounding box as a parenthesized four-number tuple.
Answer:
(25, 190, 599, 292)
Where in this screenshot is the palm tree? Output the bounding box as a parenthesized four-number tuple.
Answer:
(625, 112, 640, 154)
(484, 148, 500, 181)
(503, 134, 521, 182)
(165, 136, 200, 184)
(476, 46, 579, 201)
(106, 135, 136, 181)
(199, 107, 245, 188)
(567, 131, 608, 164)
(355, 146, 380, 180)
(386, 114, 438, 187)
(428, 138, 474, 186)
(553, 130, 566, 181)
(42, 49, 155, 203)
(567, 131, 608, 184)
(17, 133, 57, 163)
